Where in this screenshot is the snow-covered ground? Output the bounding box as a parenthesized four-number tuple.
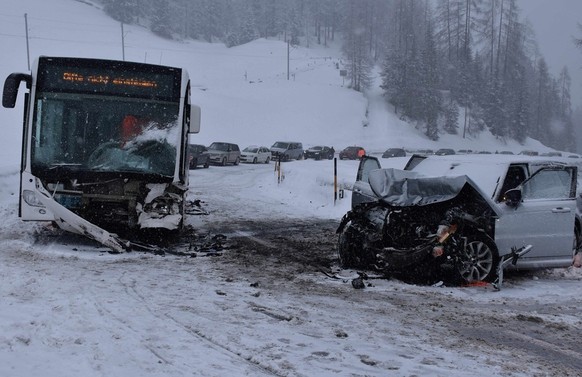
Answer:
(1, 1, 581, 376)
(2, 159, 582, 377)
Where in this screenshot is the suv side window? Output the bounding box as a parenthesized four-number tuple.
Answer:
(521, 167, 576, 200)
(357, 156, 381, 182)
(498, 165, 527, 202)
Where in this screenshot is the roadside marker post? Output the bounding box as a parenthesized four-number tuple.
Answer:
(334, 158, 338, 205)
(275, 155, 283, 184)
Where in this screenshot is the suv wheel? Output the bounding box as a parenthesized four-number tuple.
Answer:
(457, 234, 499, 283)
(221, 157, 227, 166)
(234, 157, 240, 166)
(338, 223, 373, 269)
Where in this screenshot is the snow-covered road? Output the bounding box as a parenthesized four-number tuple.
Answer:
(1, 160, 581, 377)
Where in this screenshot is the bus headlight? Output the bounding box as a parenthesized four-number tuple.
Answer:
(23, 190, 45, 207)
(149, 201, 172, 215)
(144, 195, 180, 217)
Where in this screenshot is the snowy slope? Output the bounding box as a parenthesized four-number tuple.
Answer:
(0, 0, 556, 173)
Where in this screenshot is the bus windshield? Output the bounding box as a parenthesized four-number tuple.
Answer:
(31, 92, 180, 177)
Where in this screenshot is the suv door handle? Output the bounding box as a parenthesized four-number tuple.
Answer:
(552, 207, 571, 213)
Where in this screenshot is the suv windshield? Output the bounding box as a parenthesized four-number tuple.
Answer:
(31, 92, 179, 177)
(209, 142, 231, 151)
(189, 145, 205, 153)
(272, 142, 289, 149)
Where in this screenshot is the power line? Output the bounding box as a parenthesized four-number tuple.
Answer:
(24, 15, 114, 28)
(0, 32, 25, 38)
(1, 12, 331, 64)
(29, 35, 120, 47)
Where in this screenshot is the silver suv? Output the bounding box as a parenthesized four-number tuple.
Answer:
(270, 141, 303, 161)
(339, 154, 580, 286)
(207, 142, 241, 166)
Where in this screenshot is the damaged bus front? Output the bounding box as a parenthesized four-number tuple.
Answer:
(3, 57, 201, 252)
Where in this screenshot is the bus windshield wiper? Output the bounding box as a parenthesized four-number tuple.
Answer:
(49, 163, 83, 169)
(46, 163, 86, 175)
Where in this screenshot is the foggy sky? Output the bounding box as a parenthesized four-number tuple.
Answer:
(518, 0, 582, 107)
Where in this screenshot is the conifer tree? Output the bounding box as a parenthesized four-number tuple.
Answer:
(419, 20, 441, 140)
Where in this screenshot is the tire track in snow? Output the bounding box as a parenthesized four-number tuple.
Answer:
(116, 272, 286, 377)
(89, 282, 176, 367)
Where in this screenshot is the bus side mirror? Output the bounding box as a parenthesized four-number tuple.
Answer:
(3, 73, 32, 108)
(189, 104, 201, 134)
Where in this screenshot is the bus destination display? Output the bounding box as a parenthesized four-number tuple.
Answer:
(37, 59, 180, 101)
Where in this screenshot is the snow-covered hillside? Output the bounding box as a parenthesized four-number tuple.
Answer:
(0, 0, 556, 173)
(1, 2, 582, 377)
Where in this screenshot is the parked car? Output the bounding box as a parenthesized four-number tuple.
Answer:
(499, 151, 514, 155)
(519, 150, 539, 156)
(240, 145, 271, 164)
(270, 141, 303, 161)
(188, 144, 210, 169)
(381, 148, 406, 158)
(415, 149, 434, 156)
(540, 151, 562, 157)
(434, 148, 456, 156)
(304, 145, 335, 160)
(457, 149, 473, 154)
(207, 142, 241, 166)
(338, 154, 580, 286)
(339, 146, 366, 160)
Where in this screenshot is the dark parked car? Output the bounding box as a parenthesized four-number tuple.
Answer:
(415, 149, 434, 156)
(188, 144, 210, 169)
(270, 141, 303, 161)
(382, 148, 406, 158)
(304, 146, 335, 160)
(339, 146, 366, 160)
(434, 148, 456, 156)
(207, 142, 241, 166)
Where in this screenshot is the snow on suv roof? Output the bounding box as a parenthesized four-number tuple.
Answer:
(406, 154, 571, 200)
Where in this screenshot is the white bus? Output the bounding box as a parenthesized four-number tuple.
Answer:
(3, 56, 201, 252)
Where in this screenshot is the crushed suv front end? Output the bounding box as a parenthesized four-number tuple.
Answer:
(338, 169, 499, 284)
